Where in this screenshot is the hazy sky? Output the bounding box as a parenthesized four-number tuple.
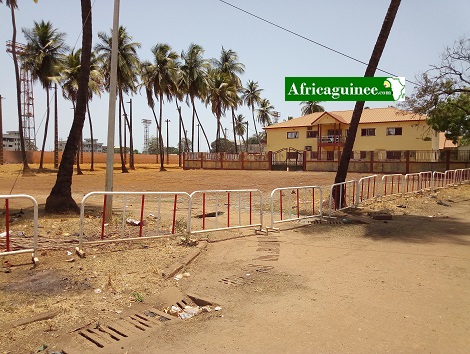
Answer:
(0, 0, 469, 152)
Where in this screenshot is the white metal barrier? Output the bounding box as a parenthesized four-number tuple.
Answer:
(445, 170, 458, 186)
(356, 175, 378, 205)
(382, 174, 403, 197)
(78, 191, 191, 253)
(433, 171, 446, 188)
(188, 189, 263, 235)
(463, 168, 470, 182)
(269, 186, 323, 229)
(404, 173, 422, 194)
(0, 194, 39, 263)
(328, 180, 357, 217)
(419, 171, 433, 190)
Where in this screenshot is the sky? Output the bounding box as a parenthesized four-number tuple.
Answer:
(0, 0, 469, 153)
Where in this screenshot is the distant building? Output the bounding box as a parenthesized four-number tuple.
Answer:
(2, 131, 21, 151)
(58, 138, 105, 153)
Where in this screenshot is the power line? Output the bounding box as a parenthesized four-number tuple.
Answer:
(217, 0, 418, 86)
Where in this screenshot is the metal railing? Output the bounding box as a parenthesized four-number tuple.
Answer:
(188, 189, 263, 235)
(356, 175, 378, 205)
(328, 180, 357, 217)
(269, 186, 323, 229)
(382, 174, 403, 197)
(0, 194, 39, 263)
(78, 191, 191, 253)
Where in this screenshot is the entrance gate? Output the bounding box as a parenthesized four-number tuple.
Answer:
(271, 148, 304, 171)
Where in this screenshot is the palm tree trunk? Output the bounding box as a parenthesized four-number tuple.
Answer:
(193, 106, 211, 151)
(45, 0, 92, 213)
(191, 95, 195, 152)
(76, 134, 83, 175)
(128, 98, 135, 169)
(158, 92, 166, 171)
(216, 115, 221, 152)
(54, 83, 59, 168)
(118, 90, 129, 173)
(121, 98, 135, 170)
(87, 101, 94, 171)
(10, 4, 31, 175)
(251, 105, 261, 152)
(175, 100, 189, 152)
(231, 107, 238, 153)
(334, 0, 401, 205)
(39, 86, 51, 171)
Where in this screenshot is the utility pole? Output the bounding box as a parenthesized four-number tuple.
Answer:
(196, 124, 200, 153)
(165, 119, 170, 164)
(0, 95, 3, 165)
(105, 0, 121, 221)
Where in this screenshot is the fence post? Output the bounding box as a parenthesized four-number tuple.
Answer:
(268, 151, 273, 170)
(303, 151, 307, 171)
(369, 151, 374, 173)
(241, 152, 245, 170)
(405, 150, 410, 174)
(446, 150, 450, 170)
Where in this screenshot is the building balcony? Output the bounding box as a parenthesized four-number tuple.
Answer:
(318, 135, 345, 147)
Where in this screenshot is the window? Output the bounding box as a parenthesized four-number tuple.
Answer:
(287, 131, 299, 139)
(306, 130, 318, 138)
(361, 128, 376, 136)
(304, 146, 312, 151)
(386, 151, 401, 160)
(360, 151, 367, 159)
(386, 127, 403, 136)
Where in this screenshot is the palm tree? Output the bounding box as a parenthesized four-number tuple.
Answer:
(45, 0, 92, 213)
(148, 43, 179, 171)
(206, 69, 236, 152)
(59, 49, 83, 174)
(22, 20, 68, 171)
(95, 26, 141, 172)
(300, 101, 325, 115)
(241, 80, 262, 150)
(212, 47, 245, 153)
(334, 0, 401, 206)
(257, 98, 274, 127)
(234, 113, 247, 151)
(2, 0, 33, 174)
(180, 43, 211, 151)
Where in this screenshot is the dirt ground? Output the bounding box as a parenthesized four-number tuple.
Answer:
(0, 164, 469, 353)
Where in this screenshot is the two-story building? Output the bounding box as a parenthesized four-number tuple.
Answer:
(264, 107, 446, 161)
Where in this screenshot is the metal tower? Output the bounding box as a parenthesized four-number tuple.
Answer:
(142, 119, 151, 154)
(6, 40, 36, 150)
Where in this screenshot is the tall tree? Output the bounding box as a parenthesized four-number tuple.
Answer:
(206, 69, 236, 152)
(180, 43, 210, 151)
(212, 47, 245, 153)
(234, 113, 247, 150)
(257, 98, 274, 127)
(3, 0, 34, 174)
(334, 0, 401, 196)
(22, 20, 68, 171)
(241, 80, 262, 150)
(148, 43, 179, 171)
(300, 101, 325, 115)
(95, 26, 141, 172)
(45, 0, 92, 213)
(403, 37, 470, 145)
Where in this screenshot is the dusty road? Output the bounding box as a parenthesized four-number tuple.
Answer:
(0, 165, 469, 353)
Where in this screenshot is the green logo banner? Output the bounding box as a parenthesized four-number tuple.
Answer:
(285, 77, 405, 101)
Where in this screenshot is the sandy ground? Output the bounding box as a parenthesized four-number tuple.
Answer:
(0, 164, 469, 353)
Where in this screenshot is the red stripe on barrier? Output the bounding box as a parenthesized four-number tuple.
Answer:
(101, 195, 107, 240)
(352, 183, 356, 206)
(249, 192, 252, 225)
(202, 193, 206, 230)
(139, 195, 145, 237)
(5, 199, 10, 252)
(280, 190, 283, 220)
(296, 189, 300, 218)
(171, 194, 177, 234)
(312, 188, 315, 215)
(227, 192, 231, 227)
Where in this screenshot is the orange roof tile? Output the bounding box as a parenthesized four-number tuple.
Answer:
(264, 107, 427, 129)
